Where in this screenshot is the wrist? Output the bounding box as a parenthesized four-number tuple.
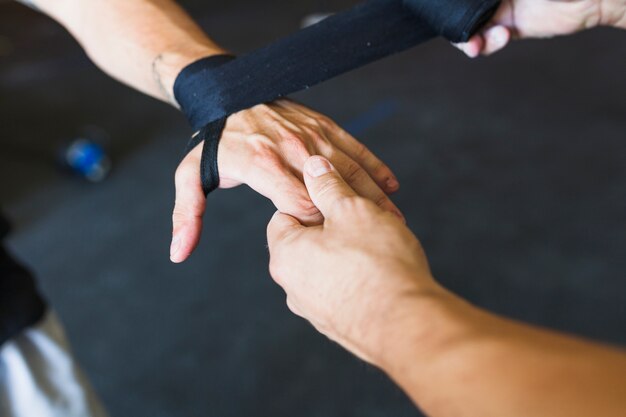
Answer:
(373, 286, 486, 394)
(600, 0, 626, 28)
(154, 45, 228, 107)
(365, 282, 459, 370)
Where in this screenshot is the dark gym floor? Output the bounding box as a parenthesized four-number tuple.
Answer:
(1, 1, 625, 416)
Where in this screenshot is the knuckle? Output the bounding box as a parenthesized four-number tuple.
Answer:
(268, 256, 288, 285)
(286, 298, 300, 316)
(374, 193, 390, 208)
(350, 143, 389, 177)
(268, 257, 281, 278)
(300, 125, 320, 140)
(248, 134, 275, 154)
(333, 195, 371, 214)
(247, 135, 284, 169)
(329, 195, 361, 215)
(316, 177, 345, 200)
(315, 115, 336, 131)
(171, 212, 190, 229)
(174, 163, 185, 179)
(252, 103, 280, 119)
(314, 135, 334, 155)
(175, 163, 196, 187)
(371, 158, 389, 177)
(303, 127, 329, 151)
(172, 207, 196, 224)
(172, 198, 205, 221)
(342, 161, 365, 184)
(290, 197, 320, 219)
(353, 141, 371, 160)
(280, 131, 311, 155)
(171, 211, 185, 224)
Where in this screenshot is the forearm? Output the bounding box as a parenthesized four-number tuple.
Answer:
(20, 0, 226, 105)
(378, 288, 626, 417)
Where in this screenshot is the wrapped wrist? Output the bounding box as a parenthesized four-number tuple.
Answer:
(172, 0, 501, 198)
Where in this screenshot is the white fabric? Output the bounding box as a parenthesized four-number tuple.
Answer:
(0, 312, 108, 417)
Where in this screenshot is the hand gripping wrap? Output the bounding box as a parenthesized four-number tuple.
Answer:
(174, 0, 500, 195)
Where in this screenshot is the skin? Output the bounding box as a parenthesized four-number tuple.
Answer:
(267, 156, 626, 417)
(454, 0, 626, 57)
(16, 1, 626, 412)
(16, 0, 626, 260)
(18, 0, 402, 263)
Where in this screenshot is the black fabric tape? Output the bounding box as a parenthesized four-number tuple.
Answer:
(174, 0, 499, 195)
(183, 118, 229, 195)
(404, 0, 500, 43)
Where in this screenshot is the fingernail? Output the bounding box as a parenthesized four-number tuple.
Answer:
(386, 177, 399, 191)
(306, 156, 332, 178)
(170, 236, 181, 260)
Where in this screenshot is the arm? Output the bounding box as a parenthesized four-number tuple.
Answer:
(455, 0, 626, 57)
(267, 156, 626, 417)
(17, 0, 402, 262)
(385, 292, 626, 417)
(19, 0, 225, 104)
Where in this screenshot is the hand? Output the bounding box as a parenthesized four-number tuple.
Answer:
(171, 100, 402, 263)
(455, 0, 626, 57)
(266, 156, 440, 364)
(268, 160, 626, 417)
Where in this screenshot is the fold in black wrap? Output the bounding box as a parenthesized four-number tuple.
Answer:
(174, 0, 500, 195)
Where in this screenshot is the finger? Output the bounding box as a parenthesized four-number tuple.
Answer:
(267, 211, 305, 287)
(327, 127, 400, 193)
(171, 146, 206, 263)
(480, 25, 510, 56)
(266, 211, 304, 254)
(302, 155, 359, 219)
(327, 150, 404, 220)
(453, 35, 484, 58)
(244, 155, 324, 226)
(274, 100, 399, 193)
(273, 101, 401, 195)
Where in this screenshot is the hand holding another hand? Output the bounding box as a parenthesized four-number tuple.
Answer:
(456, 0, 626, 57)
(171, 100, 402, 263)
(267, 156, 440, 365)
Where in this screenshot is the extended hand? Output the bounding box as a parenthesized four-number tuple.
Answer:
(171, 100, 402, 263)
(266, 156, 439, 364)
(455, 0, 626, 57)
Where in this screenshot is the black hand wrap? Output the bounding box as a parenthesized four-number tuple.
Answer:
(174, 0, 500, 196)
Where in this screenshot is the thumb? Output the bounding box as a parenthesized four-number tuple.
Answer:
(171, 152, 206, 263)
(266, 211, 304, 254)
(303, 156, 358, 220)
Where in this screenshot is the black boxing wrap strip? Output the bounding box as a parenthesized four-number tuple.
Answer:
(404, 0, 500, 44)
(183, 117, 229, 196)
(179, 55, 235, 195)
(174, 0, 500, 195)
